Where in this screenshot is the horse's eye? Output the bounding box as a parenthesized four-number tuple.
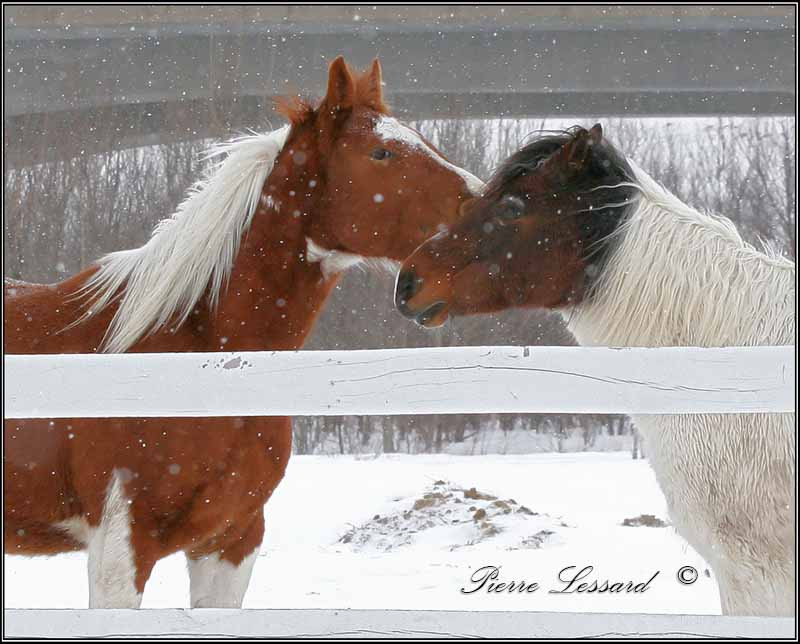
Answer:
(498, 195, 526, 220)
(371, 148, 393, 161)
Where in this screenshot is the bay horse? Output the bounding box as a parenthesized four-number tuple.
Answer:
(4, 56, 482, 608)
(395, 124, 795, 616)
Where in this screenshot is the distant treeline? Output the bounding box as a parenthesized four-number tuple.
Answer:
(5, 111, 794, 456)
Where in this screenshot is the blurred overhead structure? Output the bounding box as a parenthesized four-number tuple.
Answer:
(4, 5, 795, 166)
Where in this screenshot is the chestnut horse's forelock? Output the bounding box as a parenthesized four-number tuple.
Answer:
(275, 62, 390, 127)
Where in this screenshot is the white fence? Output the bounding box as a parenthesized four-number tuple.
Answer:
(3, 346, 796, 639)
(5, 346, 794, 418)
(4, 608, 795, 639)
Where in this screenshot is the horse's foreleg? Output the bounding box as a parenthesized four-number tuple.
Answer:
(186, 550, 259, 608)
(87, 470, 149, 608)
(186, 510, 264, 608)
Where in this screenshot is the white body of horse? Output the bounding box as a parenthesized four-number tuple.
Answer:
(567, 162, 795, 617)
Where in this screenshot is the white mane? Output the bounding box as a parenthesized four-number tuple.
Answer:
(74, 125, 290, 353)
(569, 159, 795, 348)
(567, 157, 796, 617)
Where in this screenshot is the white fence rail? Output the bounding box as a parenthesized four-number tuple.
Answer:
(4, 346, 796, 638)
(4, 346, 795, 418)
(3, 608, 796, 639)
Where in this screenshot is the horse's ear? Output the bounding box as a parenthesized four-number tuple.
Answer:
(322, 56, 355, 114)
(556, 126, 600, 174)
(358, 58, 385, 110)
(588, 123, 603, 145)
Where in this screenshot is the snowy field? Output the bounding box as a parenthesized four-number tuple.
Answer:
(5, 452, 720, 615)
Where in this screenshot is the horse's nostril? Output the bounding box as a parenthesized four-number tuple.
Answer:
(395, 269, 422, 313)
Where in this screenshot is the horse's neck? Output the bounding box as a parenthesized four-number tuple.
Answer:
(568, 192, 795, 348)
(207, 172, 335, 352)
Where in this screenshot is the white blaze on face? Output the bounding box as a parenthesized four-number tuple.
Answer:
(374, 117, 484, 196)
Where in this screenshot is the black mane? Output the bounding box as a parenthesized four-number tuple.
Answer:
(484, 130, 570, 197)
(485, 126, 640, 290)
(486, 127, 635, 198)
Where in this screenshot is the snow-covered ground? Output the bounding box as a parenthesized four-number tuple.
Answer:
(4, 452, 720, 614)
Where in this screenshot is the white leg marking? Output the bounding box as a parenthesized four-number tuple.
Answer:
(87, 469, 142, 608)
(187, 550, 258, 608)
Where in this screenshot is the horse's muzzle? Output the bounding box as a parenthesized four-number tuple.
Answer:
(394, 268, 421, 316)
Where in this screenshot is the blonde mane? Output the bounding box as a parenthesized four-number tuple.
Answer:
(73, 125, 290, 353)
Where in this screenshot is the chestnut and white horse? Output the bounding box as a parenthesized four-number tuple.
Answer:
(4, 56, 481, 608)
